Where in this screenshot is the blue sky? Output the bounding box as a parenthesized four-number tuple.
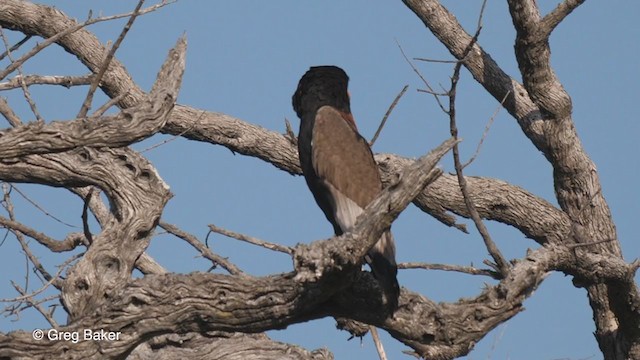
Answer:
(1, 1, 638, 359)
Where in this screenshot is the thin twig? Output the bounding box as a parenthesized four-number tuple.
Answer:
(284, 117, 298, 147)
(370, 85, 408, 147)
(399, 262, 500, 279)
(2, 186, 54, 286)
(416, 88, 449, 97)
(413, 58, 459, 64)
(90, 91, 128, 118)
(10, 185, 77, 228)
(20, 236, 30, 302)
(396, 39, 447, 113)
(370, 326, 388, 360)
(476, 0, 488, 30)
(0, 253, 82, 302)
(77, 0, 146, 118)
(11, 229, 57, 285)
(139, 111, 202, 153)
(0, 1, 173, 81)
(487, 324, 508, 360)
(448, 0, 509, 276)
(573, 188, 603, 221)
(208, 224, 293, 255)
(0, 29, 43, 122)
(81, 189, 94, 244)
(3, 185, 31, 296)
(160, 222, 244, 275)
(4, 294, 60, 322)
(568, 238, 614, 249)
(462, 90, 510, 169)
(0, 35, 31, 62)
(11, 284, 58, 327)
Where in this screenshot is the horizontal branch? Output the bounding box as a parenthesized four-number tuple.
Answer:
(5, 237, 633, 359)
(0, 215, 84, 252)
(0, 74, 93, 90)
(399, 262, 499, 278)
(129, 332, 333, 360)
(375, 154, 570, 244)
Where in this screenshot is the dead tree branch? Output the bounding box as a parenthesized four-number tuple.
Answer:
(209, 224, 293, 255)
(399, 262, 500, 279)
(446, 18, 509, 276)
(370, 84, 408, 147)
(160, 221, 244, 276)
(76, 0, 145, 118)
(0, 74, 93, 90)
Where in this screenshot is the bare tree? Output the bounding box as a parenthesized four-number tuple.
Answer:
(0, 1, 637, 359)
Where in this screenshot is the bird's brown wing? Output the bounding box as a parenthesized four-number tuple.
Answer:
(311, 105, 382, 211)
(311, 105, 399, 308)
(311, 106, 400, 308)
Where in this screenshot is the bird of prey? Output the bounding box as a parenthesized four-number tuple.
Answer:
(292, 65, 399, 309)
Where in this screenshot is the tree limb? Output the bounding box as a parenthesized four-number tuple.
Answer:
(0, 74, 93, 90)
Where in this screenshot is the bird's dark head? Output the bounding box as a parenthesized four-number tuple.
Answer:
(292, 65, 351, 118)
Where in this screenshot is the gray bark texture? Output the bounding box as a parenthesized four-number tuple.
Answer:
(0, 1, 637, 359)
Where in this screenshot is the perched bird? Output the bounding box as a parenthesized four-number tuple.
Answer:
(292, 65, 399, 309)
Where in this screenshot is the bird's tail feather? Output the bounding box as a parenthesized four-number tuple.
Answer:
(368, 231, 399, 310)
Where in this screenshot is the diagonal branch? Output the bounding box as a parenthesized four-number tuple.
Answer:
(208, 224, 293, 255)
(507, 0, 572, 118)
(447, 18, 509, 276)
(160, 221, 244, 276)
(76, 0, 145, 118)
(0, 35, 30, 61)
(294, 137, 456, 283)
(370, 84, 408, 147)
(0, 97, 21, 126)
(541, 0, 587, 37)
